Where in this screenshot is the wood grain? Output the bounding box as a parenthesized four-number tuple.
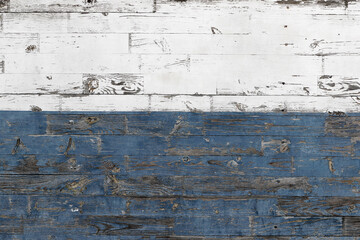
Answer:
(1, 112, 360, 236)
(2, 0, 360, 237)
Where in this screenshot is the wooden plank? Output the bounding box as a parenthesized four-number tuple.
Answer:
(211, 96, 360, 112)
(155, 0, 350, 14)
(3, 13, 251, 34)
(60, 95, 150, 111)
(190, 55, 321, 96)
(0, 174, 104, 195)
(3, 54, 140, 74)
(140, 54, 190, 72)
(3, 54, 193, 75)
(143, 72, 217, 95)
(1, 133, 359, 158)
(0, 74, 84, 94)
(0, 135, 262, 156)
(6, 0, 154, 13)
(1, 95, 360, 112)
(277, 197, 360, 217)
(0, 33, 39, 53)
(13, 215, 343, 238)
(0, 95, 61, 111)
(2, 153, 359, 177)
(150, 95, 211, 112)
(249, 216, 343, 236)
(39, 34, 129, 54)
(1, 173, 360, 197)
(103, 175, 360, 197)
(45, 112, 325, 136)
(5, 195, 360, 221)
(0, 95, 151, 111)
(0, 112, 326, 136)
(3, 13, 69, 33)
(0, 215, 174, 237)
(0, 73, 144, 95)
(130, 34, 280, 55)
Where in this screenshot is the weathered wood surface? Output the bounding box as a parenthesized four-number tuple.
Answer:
(2, 0, 360, 111)
(0, 112, 360, 238)
(3, 0, 360, 237)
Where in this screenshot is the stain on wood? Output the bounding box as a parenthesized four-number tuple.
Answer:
(0, 0, 9, 11)
(83, 74, 144, 95)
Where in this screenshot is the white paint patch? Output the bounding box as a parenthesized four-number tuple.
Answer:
(1, 0, 359, 112)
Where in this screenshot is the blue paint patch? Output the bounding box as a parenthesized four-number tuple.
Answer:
(0, 111, 360, 238)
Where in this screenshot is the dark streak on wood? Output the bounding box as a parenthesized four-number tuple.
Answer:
(84, 215, 174, 236)
(25, 45, 37, 53)
(11, 138, 23, 155)
(30, 105, 42, 112)
(0, 0, 9, 11)
(0, 60, 4, 74)
(211, 27, 222, 34)
(275, 0, 345, 7)
(325, 115, 360, 137)
(343, 217, 360, 235)
(14, 155, 40, 173)
(64, 137, 73, 156)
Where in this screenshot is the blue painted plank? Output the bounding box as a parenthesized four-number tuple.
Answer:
(0, 111, 350, 137)
(1, 135, 357, 158)
(103, 175, 360, 197)
(0, 174, 104, 195)
(1, 154, 360, 178)
(3, 195, 360, 219)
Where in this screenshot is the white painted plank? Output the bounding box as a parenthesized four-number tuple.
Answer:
(212, 96, 360, 112)
(155, 0, 349, 14)
(0, 95, 359, 112)
(8, 0, 154, 13)
(0, 73, 146, 95)
(0, 72, 216, 95)
(2, 13, 250, 34)
(143, 72, 217, 95)
(324, 56, 360, 76)
(140, 54, 190, 72)
(67, 13, 250, 34)
(0, 74, 83, 94)
(60, 95, 150, 111)
(0, 95, 61, 111)
(130, 34, 304, 55)
(3, 13, 69, 33)
(0, 54, 322, 96)
(39, 34, 129, 54)
(150, 95, 211, 112)
(190, 55, 322, 95)
(0, 34, 39, 54)
(3, 54, 140, 74)
(128, 15, 360, 55)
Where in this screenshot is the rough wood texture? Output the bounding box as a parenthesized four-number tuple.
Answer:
(2, 0, 360, 111)
(0, 112, 359, 238)
(2, 0, 360, 237)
